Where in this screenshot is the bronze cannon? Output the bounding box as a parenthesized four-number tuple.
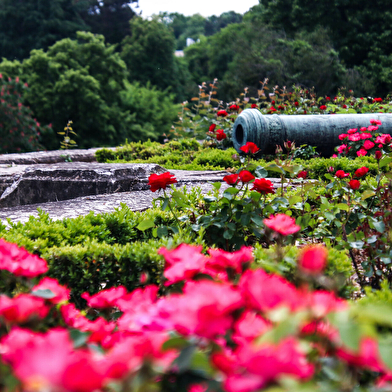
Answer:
(232, 110, 392, 156)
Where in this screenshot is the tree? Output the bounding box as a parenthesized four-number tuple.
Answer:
(257, 0, 392, 96)
(184, 22, 348, 101)
(120, 81, 179, 142)
(15, 32, 128, 149)
(204, 11, 243, 36)
(80, 0, 137, 45)
(0, 31, 180, 150)
(121, 17, 182, 94)
(0, 0, 89, 60)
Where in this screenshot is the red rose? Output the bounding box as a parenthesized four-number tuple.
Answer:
(370, 119, 382, 125)
(148, 172, 177, 192)
(326, 97, 331, 101)
(217, 110, 228, 117)
(363, 140, 375, 150)
(216, 129, 227, 141)
(269, 106, 277, 112)
(335, 170, 349, 179)
(251, 178, 275, 194)
(354, 167, 369, 178)
(263, 214, 301, 236)
(342, 104, 347, 109)
(298, 245, 328, 275)
(375, 150, 382, 160)
(229, 104, 240, 111)
(208, 124, 216, 132)
(319, 105, 327, 110)
(349, 179, 360, 190)
(239, 170, 255, 183)
(239, 142, 260, 154)
(251, 103, 258, 109)
(294, 101, 299, 107)
(271, 100, 275, 105)
(357, 148, 368, 157)
(278, 105, 285, 110)
(223, 174, 239, 185)
(297, 171, 308, 179)
(373, 98, 382, 102)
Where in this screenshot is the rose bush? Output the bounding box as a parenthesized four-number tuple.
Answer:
(2, 236, 392, 392)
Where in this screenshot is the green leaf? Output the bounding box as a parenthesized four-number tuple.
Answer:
(379, 336, 392, 370)
(224, 187, 240, 195)
(369, 219, 385, 233)
(265, 163, 286, 174)
(157, 226, 168, 237)
(171, 191, 189, 208)
(361, 190, 376, 200)
(161, 197, 169, 211)
(255, 166, 268, 178)
(175, 345, 196, 373)
(380, 156, 392, 168)
(69, 329, 89, 348)
(251, 215, 264, 226)
(241, 214, 251, 226)
(354, 304, 392, 328)
(162, 336, 189, 350)
(191, 351, 214, 376)
(329, 312, 361, 351)
(223, 230, 234, 239)
(337, 203, 349, 211)
(31, 289, 56, 299)
(289, 196, 302, 206)
(349, 240, 364, 249)
(137, 219, 155, 231)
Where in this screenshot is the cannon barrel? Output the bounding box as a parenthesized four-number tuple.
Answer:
(232, 110, 392, 156)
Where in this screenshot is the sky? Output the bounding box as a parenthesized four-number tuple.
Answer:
(136, 0, 260, 18)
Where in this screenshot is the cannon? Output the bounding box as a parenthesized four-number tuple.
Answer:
(232, 110, 392, 157)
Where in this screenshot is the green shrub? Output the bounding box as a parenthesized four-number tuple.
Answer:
(95, 140, 241, 171)
(193, 147, 238, 168)
(0, 205, 177, 251)
(42, 239, 165, 307)
(358, 281, 392, 306)
(95, 148, 117, 163)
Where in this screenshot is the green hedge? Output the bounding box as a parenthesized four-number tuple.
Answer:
(96, 139, 382, 180)
(42, 239, 165, 307)
(0, 206, 177, 251)
(96, 139, 241, 171)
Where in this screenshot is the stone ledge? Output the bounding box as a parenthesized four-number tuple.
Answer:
(0, 147, 114, 165)
(0, 162, 166, 208)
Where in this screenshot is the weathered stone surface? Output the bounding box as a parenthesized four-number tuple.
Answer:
(0, 147, 112, 165)
(0, 163, 166, 208)
(0, 149, 287, 226)
(0, 175, 286, 226)
(233, 110, 392, 156)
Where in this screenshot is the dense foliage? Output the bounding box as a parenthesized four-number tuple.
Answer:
(0, 0, 138, 60)
(256, 0, 392, 96)
(0, 32, 179, 149)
